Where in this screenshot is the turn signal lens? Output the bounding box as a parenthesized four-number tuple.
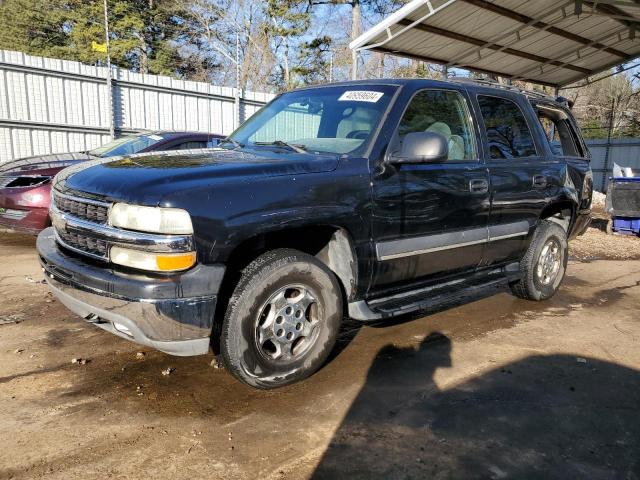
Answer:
(156, 252, 197, 271)
(110, 246, 196, 272)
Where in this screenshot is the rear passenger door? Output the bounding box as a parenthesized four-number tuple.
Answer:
(370, 87, 490, 293)
(474, 93, 558, 266)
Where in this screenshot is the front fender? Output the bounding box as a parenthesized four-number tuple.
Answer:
(161, 158, 373, 265)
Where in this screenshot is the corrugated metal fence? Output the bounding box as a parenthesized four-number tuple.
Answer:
(0, 49, 274, 163)
(587, 138, 640, 191)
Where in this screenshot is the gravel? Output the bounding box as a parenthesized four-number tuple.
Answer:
(570, 227, 640, 260)
(591, 191, 606, 209)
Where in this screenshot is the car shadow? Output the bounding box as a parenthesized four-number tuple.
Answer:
(312, 332, 640, 479)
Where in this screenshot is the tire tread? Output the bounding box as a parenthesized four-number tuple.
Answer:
(510, 220, 567, 301)
(219, 248, 341, 388)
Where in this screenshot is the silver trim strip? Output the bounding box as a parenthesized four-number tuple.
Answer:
(378, 237, 487, 261)
(376, 221, 531, 261)
(488, 220, 530, 240)
(489, 231, 527, 241)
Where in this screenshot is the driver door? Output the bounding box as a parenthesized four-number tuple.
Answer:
(370, 87, 490, 294)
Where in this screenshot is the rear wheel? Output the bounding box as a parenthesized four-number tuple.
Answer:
(510, 220, 568, 301)
(220, 249, 342, 389)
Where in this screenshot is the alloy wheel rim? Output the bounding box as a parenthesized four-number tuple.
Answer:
(536, 238, 562, 286)
(255, 284, 321, 362)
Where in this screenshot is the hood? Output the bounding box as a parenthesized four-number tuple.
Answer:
(54, 148, 340, 205)
(0, 152, 95, 176)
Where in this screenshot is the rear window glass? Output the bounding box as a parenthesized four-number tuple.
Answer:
(477, 96, 537, 159)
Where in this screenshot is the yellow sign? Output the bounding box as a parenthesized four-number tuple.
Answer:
(91, 41, 107, 53)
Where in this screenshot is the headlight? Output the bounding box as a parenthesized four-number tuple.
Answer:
(110, 246, 196, 272)
(109, 203, 193, 234)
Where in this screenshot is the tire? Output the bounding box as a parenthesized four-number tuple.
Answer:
(509, 220, 568, 301)
(220, 248, 343, 389)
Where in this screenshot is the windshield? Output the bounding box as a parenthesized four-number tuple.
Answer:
(228, 85, 397, 155)
(88, 133, 166, 157)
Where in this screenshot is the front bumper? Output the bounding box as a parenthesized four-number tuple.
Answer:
(0, 206, 49, 234)
(0, 185, 51, 234)
(37, 228, 225, 356)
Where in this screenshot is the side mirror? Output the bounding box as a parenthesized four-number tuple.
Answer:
(390, 131, 449, 164)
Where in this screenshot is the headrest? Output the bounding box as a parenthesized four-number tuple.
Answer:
(426, 122, 451, 138)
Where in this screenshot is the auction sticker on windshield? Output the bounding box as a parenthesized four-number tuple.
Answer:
(338, 91, 384, 103)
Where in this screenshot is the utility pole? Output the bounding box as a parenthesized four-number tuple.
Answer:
(350, 0, 361, 80)
(235, 28, 241, 130)
(103, 0, 115, 139)
(602, 98, 616, 191)
(329, 50, 334, 83)
(351, 50, 358, 80)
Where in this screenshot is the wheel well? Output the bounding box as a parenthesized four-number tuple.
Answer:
(210, 226, 357, 353)
(539, 201, 574, 232)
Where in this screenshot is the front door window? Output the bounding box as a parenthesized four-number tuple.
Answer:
(392, 89, 477, 161)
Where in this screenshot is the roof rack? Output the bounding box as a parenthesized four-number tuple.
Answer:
(448, 77, 554, 100)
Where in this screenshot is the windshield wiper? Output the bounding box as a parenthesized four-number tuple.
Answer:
(253, 140, 309, 154)
(219, 138, 244, 149)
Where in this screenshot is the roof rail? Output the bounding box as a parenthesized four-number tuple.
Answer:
(448, 77, 553, 100)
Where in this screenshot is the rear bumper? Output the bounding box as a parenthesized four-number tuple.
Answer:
(37, 227, 225, 356)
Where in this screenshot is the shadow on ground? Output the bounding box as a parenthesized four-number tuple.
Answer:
(312, 333, 640, 480)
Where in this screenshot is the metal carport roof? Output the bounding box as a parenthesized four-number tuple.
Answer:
(349, 0, 640, 87)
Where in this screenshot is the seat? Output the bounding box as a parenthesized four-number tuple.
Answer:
(449, 135, 465, 160)
(425, 122, 465, 160)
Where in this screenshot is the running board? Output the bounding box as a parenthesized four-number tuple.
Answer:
(348, 265, 517, 322)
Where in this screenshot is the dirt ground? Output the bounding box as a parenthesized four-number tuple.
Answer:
(1, 227, 639, 480)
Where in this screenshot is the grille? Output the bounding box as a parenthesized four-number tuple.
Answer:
(57, 229, 108, 257)
(54, 194, 109, 224)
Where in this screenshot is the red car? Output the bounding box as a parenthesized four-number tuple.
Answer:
(0, 131, 224, 234)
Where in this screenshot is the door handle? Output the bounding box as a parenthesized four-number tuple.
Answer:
(533, 175, 547, 188)
(469, 178, 489, 194)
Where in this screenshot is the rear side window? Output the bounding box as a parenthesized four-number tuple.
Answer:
(537, 106, 585, 158)
(477, 96, 537, 159)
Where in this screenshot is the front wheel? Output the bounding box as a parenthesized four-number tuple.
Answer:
(510, 220, 568, 301)
(220, 249, 342, 389)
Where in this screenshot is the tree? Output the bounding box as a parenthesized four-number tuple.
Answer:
(0, 0, 73, 60)
(187, 0, 277, 90)
(568, 72, 640, 138)
(291, 35, 332, 85)
(304, 0, 408, 79)
(0, 0, 203, 77)
(264, 0, 311, 89)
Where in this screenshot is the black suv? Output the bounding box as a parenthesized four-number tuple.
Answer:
(37, 79, 592, 388)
